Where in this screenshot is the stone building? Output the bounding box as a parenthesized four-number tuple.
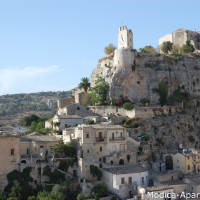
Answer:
(173, 151, 198, 173)
(52, 114, 83, 130)
(66, 123, 139, 181)
(159, 28, 200, 50)
(103, 164, 148, 200)
(0, 133, 20, 174)
(20, 132, 60, 168)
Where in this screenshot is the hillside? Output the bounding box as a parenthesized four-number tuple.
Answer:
(0, 90, 71, 127)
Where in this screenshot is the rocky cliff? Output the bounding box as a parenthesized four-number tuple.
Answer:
(91, 49, 200, 105)
(91, 50, 200, 161)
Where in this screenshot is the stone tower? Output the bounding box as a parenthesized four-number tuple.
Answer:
(118, 26, 133, 49)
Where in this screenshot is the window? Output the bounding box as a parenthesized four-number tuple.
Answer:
(178, 34, 181, 38)
(121, 177, 125, 184)
(11, 149, 14, 155)
(77, 107, 80, 110)
(128, 177, 132, 184)
(137, 81, 140, 84)
(86, 134, 89, 138)
(99, 158, 101, 161)
(98, 132, 102, 138)
(188, 157, 190, 160)
(100, 147, 102, 152)
(120, 132, 122, 138)
(141, 177, 145, 185)
(87, 150, 89, 153)
(171, 176, 173, 180)
(188, 165, 190, 170)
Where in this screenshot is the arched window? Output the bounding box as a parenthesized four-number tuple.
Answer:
(21, 160, 26, 164)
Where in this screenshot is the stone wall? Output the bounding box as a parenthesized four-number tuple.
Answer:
(66, 103, 88, 115)
(0, 174, 8, 192)
(57, 97, 74, 109)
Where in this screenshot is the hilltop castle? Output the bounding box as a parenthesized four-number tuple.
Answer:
(159, 28, 200, 50)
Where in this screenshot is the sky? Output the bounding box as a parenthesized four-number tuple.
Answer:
(0, 0, 200, 95)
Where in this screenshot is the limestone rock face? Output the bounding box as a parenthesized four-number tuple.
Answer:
(91, 51, 200, 104)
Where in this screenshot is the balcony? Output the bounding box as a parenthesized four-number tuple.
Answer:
(109, 137, 125, 141)
(21, 154, 43, 159)
(96, 137, 105, 142)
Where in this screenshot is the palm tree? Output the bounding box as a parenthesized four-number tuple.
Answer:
(78, 77, 90, 92)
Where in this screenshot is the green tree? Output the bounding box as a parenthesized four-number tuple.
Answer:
(123, 102, 134, 110)
(49, 192, 65, 200)
(53, 140, 76, 158)
(79, 92, 92, 106)
(161, 41, 173, 54)
(180, 40, 195, 54)
(104, 43, 116, 55)
(139, 46, 156, 53)
(91, 184, 108, 200)
(78, 77, 90, 93)
(0, 193, 7, 200)
(158, 81, 168, 106)
(89, 77, 109, 105)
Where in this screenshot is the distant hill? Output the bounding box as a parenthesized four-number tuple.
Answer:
(0, 91, 71, 116)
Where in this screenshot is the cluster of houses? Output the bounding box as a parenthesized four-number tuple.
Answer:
(1, 94, 200, 200)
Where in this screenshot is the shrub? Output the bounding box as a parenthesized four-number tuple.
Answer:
(188, 135, 195, 143)
(140, 98, 150, 106)
(161, 41, 173, 54)
(85, 119, 95, 125)
(141, 134, 150, 141)
(180, 40, 194, 54)
(158, 81, 168, 106)
(123, 102, 134, 110)
(90, 165, 102, 181)
(104, 44, 116, 55)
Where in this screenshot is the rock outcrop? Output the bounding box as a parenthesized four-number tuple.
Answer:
(91, 50, 200, 104)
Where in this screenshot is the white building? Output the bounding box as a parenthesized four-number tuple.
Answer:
(51, 114, 83, 130)
(103, 164, 148, 200)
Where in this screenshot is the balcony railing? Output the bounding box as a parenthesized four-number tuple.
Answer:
(96, 137, 105, 142)
(109, 137, 125, 141)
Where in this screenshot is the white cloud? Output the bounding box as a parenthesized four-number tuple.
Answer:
(0, 65, 61, 95)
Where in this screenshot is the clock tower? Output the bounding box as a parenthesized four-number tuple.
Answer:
(118, 26, 133, 49)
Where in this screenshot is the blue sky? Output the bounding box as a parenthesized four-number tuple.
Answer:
(0, 0, 199, 95)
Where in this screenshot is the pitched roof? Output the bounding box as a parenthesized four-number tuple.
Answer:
(20, 132, 60, 142)
(103, 164, 147, 174)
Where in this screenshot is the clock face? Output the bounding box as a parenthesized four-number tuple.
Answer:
(120, 34, 126, 44)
